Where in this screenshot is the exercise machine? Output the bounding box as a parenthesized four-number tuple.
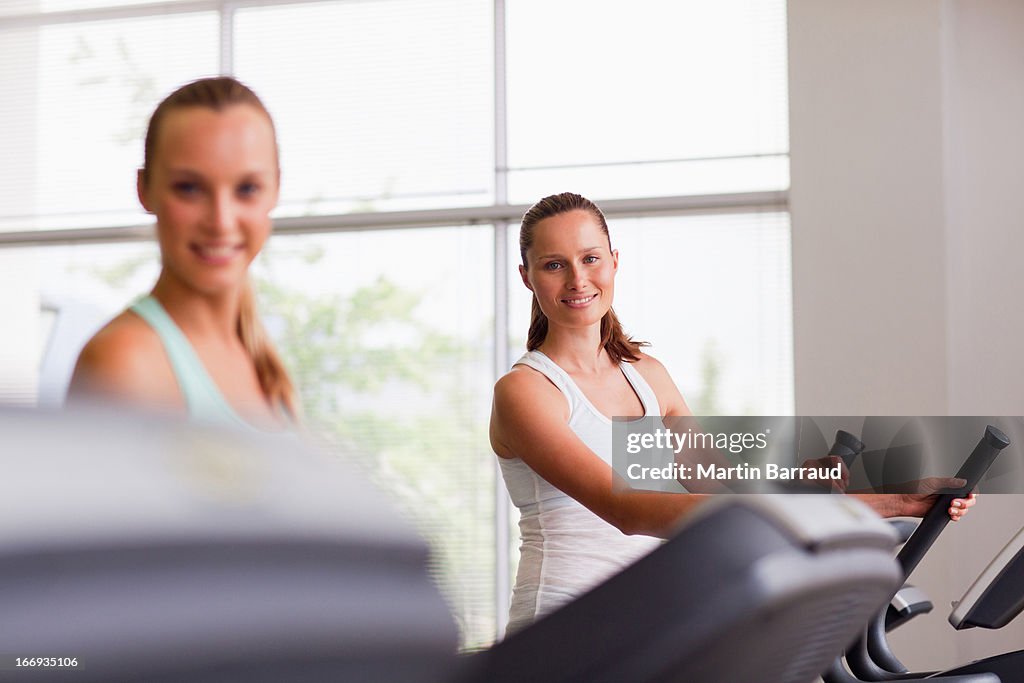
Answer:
(2, 408, 912, 683)
(824, 425, 1018, 682)
(462, 429, 905, 683)
(0, 407, 459, 682)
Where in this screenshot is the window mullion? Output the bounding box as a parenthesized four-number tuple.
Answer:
(491, 0, 511, 641)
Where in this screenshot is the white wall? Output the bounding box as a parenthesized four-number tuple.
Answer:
(943, 0, 1024, 416)
(789, 0, 1024, 670)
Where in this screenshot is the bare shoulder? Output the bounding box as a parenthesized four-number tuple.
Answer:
(490, 363, 569, 456)
(631, 351, 691, 416)
(631, 351, 673, 390)
(493, 364, 567, 417)
(79, 311, 162, 363)
(632, 351, 670, 377)
(67, 311, 179, 406)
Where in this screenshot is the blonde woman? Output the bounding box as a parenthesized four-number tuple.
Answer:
(69, 77, 296, 429)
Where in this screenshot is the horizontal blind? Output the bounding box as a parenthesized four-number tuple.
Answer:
(38, 0, 174, 11)
(0, 10, 219, 232)
(251, 226, 497, 649)
(505, 0, 789, 201)
(234, 0, 495, 217)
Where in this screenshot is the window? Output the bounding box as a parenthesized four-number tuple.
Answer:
(235, 0, 494, 215)
(506, 0, 789, 202)
(0, 0, 791, 647)
(0, 12, 218, 231)
(255, 226, 497, 645)
(509, 211, 793, 416)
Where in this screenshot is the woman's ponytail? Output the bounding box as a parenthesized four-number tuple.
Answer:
(238, 277, 299, 420)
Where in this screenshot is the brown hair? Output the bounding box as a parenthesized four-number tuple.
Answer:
(142, 76, 279, 185)
(519, 192, 647, 363)
(143, 76, 298, 418)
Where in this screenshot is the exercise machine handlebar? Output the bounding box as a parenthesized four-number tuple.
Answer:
(895, 426, 1010, 579)
(830, 429, 866, 466)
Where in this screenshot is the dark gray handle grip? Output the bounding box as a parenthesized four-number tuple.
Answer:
(895, 425, 1010, 578)
(829, 429, 865, 467)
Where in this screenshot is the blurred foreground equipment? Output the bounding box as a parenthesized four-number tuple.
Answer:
(0, 407, 458, 682)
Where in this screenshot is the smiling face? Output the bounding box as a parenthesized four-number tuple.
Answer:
(520, 209, 618, 332)
(139, 103, 279, 298)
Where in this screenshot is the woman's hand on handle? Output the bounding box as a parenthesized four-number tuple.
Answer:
(892, 477, 978, 521)
(948, 492, 977, 521)
(853, 477, 978, 521)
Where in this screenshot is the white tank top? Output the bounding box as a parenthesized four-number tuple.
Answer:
(498, 350, 662, 635)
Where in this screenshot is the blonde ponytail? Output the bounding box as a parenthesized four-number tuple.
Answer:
(238, 277, 299, 420)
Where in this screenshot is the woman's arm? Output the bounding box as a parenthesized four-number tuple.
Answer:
(632, 353, 691, 418)
(491, 366, 707, 539)
(631, 354, 746, 493)
(629, 354, 976, 520)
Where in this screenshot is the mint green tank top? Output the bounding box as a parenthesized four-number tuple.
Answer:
(129, 295, 256, 431)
